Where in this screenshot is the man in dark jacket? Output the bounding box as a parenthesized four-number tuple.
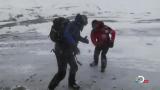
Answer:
(90, 20, 116, 72)
(48, 14, 89, 90)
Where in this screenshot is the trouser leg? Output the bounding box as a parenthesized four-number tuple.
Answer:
(93, 46, 101, 65)
(48, 53, 67, 89)
(68, 55, 78, 85)
(101, 47, 109, 70)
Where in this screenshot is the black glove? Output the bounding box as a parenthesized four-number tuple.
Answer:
(83, 36, 89, 44)
(109, 41, 114, 48)
(73, 45, 80, 55)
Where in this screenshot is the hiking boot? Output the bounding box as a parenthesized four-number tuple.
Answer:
(48, 88, 55, 90)
(48, 87, 55, 90)
(101, 67, 106, 73)
(90, 62, 98, 67)
(48, 84, 56, 90)
(69, 83, 80, 89)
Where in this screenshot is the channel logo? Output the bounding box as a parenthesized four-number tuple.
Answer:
(135, 76, 149, 84)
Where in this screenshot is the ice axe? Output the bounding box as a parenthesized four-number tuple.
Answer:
(74, 55, 82, 66)
(51, 49, 82, 66)
(51, 49, 55, 53)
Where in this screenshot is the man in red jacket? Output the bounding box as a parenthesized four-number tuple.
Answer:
(90, 20, 116, 72)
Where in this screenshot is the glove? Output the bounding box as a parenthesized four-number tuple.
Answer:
(83, 36, 89, 44)
(73, 45, 80, 55)
(95, 42, 100, 47)
(95, 41, 103, 47)
(109, 41, 114, 48)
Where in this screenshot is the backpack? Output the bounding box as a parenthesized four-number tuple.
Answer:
(49, 17, 70, 42)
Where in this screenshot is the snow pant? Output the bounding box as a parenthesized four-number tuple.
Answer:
(48, 44, 78, 89)
(94, 46, 109, 69)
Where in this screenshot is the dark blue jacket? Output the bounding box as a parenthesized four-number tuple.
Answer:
(63, 21, 86, 45)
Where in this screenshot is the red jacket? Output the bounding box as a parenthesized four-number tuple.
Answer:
(91, 23, 116, 47)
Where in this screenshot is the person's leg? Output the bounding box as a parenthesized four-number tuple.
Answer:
(48, 51, 67, 90)
(67, 55, 80, 89)
(90, 46, 101, 67)
(101, 47, 109, 72)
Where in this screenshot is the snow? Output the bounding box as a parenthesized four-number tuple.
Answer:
(0, 0, 160, 90)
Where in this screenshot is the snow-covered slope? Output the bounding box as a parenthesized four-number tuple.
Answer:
(0, 0, 160, 90)
(1, 0, 160, 34)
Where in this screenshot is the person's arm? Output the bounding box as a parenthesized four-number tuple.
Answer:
(110, 30, 116, 42)
(91, 30, 97, 46)
(79, 35, 89, 44)
(105, 25, 116, 42)
(108, 27, 116, 48)
(78, 26, 89, 44)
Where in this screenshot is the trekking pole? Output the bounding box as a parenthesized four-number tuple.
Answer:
(51, 48, 55, 53)
(75, 55, 82, 66)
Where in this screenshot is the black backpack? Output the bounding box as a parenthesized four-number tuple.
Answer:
(49, 17, 70, 42)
